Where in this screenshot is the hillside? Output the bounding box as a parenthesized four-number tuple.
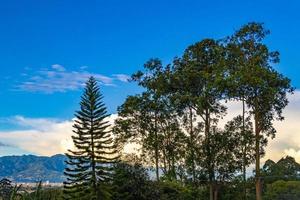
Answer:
(0, 154, 66, 183)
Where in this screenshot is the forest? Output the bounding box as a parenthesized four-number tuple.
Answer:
(0, 22, 298, 200)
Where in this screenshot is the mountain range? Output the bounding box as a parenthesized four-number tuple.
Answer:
(0, 154, 67, 183)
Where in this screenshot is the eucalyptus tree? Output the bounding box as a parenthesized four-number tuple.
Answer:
(226, 22, 294, 200)
(262, 156, 300, 183)
(170, 39, 227, 199)
(223, 115, 258, 199)
(228, 116, 256, 172)
(157, 100, 186, 180)
(63, 77, 119, 200)
(178, 104, 203, 184)
(114, 94, 186, 182)
(114, 92, 161, 180)
(225, 30, 255, 194)
(114, 59, 185, 181)
(206, 125, 243, 200)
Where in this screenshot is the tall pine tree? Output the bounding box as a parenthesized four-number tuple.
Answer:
(63, 76, 118, 200)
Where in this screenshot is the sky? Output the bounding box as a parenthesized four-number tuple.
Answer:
(0, 0, 300, 163)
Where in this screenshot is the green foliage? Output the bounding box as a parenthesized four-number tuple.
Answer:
(110, 160, 209, 200)
(264, 180, 300, 200)
(115, 63, 187, 181)
(0, 178, 13, 200)
(156, 181, 204, 200)
(111, 162, 151, 200)
(2, 22, 294, 200)
(8, 184, 23, 200)
(262, 156, 300, 183)
(63, 77, 118, 200)
(224, 22, 294, 200)
(113, 22, 294, 200)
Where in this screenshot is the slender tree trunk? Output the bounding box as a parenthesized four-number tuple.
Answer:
(162, 148, 167, 175)
(91, 122, 98, 199)
(254, 112, 262, 200)
(242, 98, 247, 200)
(214, 184, 219, 200)
(167, 154, 171, 178)
(204, 109, 214, 200)
(166, 131, 172, 177)
(172, 154, 176, 179)
(189, 106, 196, 183)
(155, 136, 160, 181)
(243, 148, 247, 200)
(210, 184, 214, 200)
(154, 112, 160, 182)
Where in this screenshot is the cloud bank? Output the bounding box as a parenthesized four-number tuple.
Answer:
(0, 91, 299, 164)
(220, 90, 300, 163)
(0, 114, 118, 156)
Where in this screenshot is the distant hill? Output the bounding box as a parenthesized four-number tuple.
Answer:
(0, 154, 67, 183)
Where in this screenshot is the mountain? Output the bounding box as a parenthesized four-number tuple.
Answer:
(0, 154, 67, 183)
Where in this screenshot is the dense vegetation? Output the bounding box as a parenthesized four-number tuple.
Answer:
(113, 22, 293, 200)
(1, 156, 300, 200)
(0, 22, 296, 200)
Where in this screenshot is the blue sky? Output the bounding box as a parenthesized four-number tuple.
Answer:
(0, 0, 300, 156)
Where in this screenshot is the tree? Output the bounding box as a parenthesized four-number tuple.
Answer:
(111, 161, 150, 200)
(225, 29, 256, 200)
(264, 180, 300, 200)
(223, 115, 258, 199)
(0, 178, 13, 200)
(226, 22, 294, 200)
(262, 156, 300, 183)
(114, 90, 186, 182)
(63, 77, 118, 200)
(171, 39, 227, 199)
(114, 92, 161, 181)
(115, 59, 186, 182)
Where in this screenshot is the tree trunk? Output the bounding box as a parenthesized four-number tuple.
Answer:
(243, 152, 247, 200)
(242, 98, 247, 200)
(210, 184, 214, 200)
(172, 154, 176, 179)
(255, 113, 262, 200)
(154, 112, 160, 182)
(90, 118, 98, 199)
(189, 106, 196, 183)
(214, 183, 220, 200)
(205, 109, 214, 200)
(155, 137, 160, 181)
(162, 148, 167, 175)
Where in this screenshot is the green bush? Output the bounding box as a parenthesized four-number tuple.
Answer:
(157, 181, 206, 200)
(264, 180, 300, 200)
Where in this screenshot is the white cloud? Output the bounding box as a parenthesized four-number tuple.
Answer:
(51, 64, 65, 72)
(12, 115, 59, 131)
(80, 66, 88, 70)
(15, 65, 130, 93)
(113, 74, 131, 82)
(0, 114, 118, 156)
(220, 90, 300, 163)
(0, 91, 299, 164)
(265, 91, 300, 162)
(0, 119, 73, 156)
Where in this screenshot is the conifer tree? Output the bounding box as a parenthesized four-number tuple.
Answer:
(63, 76, 118, 200)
